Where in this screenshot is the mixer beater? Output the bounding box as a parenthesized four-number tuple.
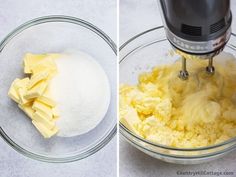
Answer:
(158, 0, 232, 80)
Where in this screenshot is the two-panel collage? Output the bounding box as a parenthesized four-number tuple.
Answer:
(1, 0, 236, 177)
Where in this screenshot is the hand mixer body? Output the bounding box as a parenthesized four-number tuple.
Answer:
(158, 0, 232, 79)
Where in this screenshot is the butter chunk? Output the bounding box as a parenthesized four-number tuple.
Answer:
(18, 88, 31, 105)
(23, 53, 47, 74)
(24, 81, 48, 99)
(32, 111, 55, 129)
(8, 78, 20, 103)
(32, 120, 58, 138)
(120, 107, 141, 134)
(14, 77, 29, 90)
(8, 78, 30, 104)
(31, 58, 57, 77)
(18, 104, 35, 119)
(36, 110, 53, 120)
(27, 71, 49, 89)
(15, 77, 32, 105)
(36, 89, 56, 107)
(8, 87, 20, 103)
(32, 100, 53, 119)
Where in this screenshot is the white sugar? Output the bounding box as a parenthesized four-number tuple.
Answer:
(51, 51, 110, 137)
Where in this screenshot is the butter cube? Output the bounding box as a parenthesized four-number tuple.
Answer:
(24, 81, 48, 99)
(18, 88, 31, 105)
(18, 104, 35, 119)
(120, 107, 141, 134)
(14, 77, 29, 90)
(8, 78, 30, 104)
(8, 87, 20, 103)
(32, 120, 58, 138)
(27, 71, 49, 89)
(23, 53, 47, 74)
(32, 100, 53, 119)
(36, 110, 53, 120)
(8, 78, 20, 103)
(36, 89, 56, 107)
(31, 57, 57, 73)
(14, 78, 31, 104)
(32, 111, 55, 129)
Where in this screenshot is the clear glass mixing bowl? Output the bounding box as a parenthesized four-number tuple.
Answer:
(0, 16, 117, 163)
(119, 26, 236, 164)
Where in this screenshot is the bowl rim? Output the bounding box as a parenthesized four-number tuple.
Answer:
(119, 26, 236, 152)
(0, 15, 117, 163)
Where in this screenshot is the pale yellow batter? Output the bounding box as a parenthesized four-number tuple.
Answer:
(120, 52, 236, 148)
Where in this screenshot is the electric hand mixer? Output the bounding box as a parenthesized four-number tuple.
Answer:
(158, 0, 232, 79)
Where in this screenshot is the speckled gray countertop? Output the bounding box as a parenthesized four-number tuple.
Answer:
(0, 1, 117, 177)
(120, 0, 236, 177)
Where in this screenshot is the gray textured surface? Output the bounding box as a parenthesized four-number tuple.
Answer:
(0, 1, 117, 177)
(120, 0, 236, 177)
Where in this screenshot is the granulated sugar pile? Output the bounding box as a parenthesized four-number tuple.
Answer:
(51, 51, 110, 137)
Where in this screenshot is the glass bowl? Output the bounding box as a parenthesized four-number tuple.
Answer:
(119, 26, 236, 164)
(0, 16, 117, 163)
